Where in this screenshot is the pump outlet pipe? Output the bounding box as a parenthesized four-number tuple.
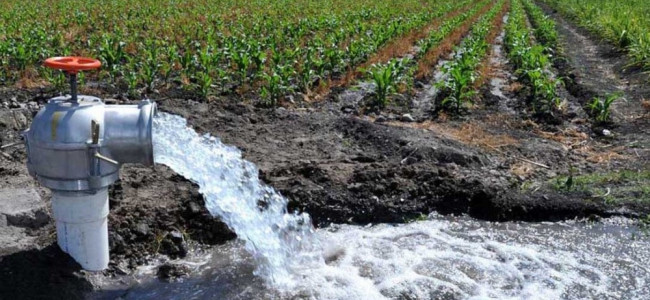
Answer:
(23, 57, 157, 271)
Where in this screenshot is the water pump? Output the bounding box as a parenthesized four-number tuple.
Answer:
(23, 57, 157, 270)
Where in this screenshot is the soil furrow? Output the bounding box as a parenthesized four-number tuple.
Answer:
(473, 0, 511, 89)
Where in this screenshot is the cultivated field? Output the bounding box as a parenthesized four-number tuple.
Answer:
(1, 0, 649, 298)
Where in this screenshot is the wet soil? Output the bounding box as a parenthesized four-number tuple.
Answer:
(0, 4, 649, 298)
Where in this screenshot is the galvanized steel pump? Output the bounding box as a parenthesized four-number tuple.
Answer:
(23, 57, 157, 270)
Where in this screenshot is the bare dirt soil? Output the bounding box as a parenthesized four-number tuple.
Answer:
(0, 5, 649, 299)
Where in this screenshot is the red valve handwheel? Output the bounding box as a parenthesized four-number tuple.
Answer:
(44, 56, 101, 74)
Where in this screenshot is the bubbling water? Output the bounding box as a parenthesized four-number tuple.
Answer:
(152, 112, 323, 287)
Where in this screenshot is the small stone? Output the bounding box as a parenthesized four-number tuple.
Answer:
(602, 129, 612, 136)
(341, 105, 355, 114)
(157, 263, 190, 280)
(400, 156, 417, 165)
(12, 111, 27, 128)
(0, 111, 15, 128)
(169, 230, 184, 243)
(401, 114, 415, 122)
(347, 183, 363, 191)
(214, 111, 227, 118)
(133, 222, 150, 237)
(375, 116, 387, 123)
(0, 188, 49, 228)
(393, 94, 408, 104)
(109, 233, 126, 254)
(114, 261, 130, 275)
(188, 201, 202, 214)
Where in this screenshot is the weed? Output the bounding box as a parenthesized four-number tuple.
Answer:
(404, 213, 429, 223)
(550, 169, 650, 204)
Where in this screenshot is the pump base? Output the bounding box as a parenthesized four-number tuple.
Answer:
(51, 189, 109, 271)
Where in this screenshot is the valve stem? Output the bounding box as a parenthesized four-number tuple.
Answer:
(69, 72, 78, 102)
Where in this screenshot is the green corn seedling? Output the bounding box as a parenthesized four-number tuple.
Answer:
(589, 92, 622, 123)
(197, 72, 213, 100)
(367, 60, 402, 109)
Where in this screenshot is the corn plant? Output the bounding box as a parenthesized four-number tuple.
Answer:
(232, 50, 252, 84)
(197, 72, 213, 100)
(589, 92, 622, 123)
(125, 71, 139, 98)
(260, 72, 284, 107)
(439, 65, 478, 114)
(97, 33, 126, 81)
(523, 68, 561, 113)
(366, 59, 410, 109)
(139, 62, 157, 92)
(43, 68, 67, 93)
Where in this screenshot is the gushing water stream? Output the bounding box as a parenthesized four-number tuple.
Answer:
(94, 113, 650, 299)
(151, 112, 323, 287)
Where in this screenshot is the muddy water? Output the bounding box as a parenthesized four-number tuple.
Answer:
(94, 214, 649, 299)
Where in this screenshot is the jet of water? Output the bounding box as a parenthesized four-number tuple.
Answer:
(152, 112, 323, 287)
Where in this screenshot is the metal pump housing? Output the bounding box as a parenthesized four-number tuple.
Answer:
(24, 96, 157, 191)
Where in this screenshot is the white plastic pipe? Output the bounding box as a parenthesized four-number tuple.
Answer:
(51, 189, 109, 271)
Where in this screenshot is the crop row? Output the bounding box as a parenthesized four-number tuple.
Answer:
(504, 0, 560, 115)
(521, 0, 557, 50)
(526, 0, 623, 124)
(362, 0, 494, 108)
(540, 0, 650, 69)
(436, 0, 508, 114)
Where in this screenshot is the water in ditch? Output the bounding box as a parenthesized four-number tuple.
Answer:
(100, 112, 650, 299)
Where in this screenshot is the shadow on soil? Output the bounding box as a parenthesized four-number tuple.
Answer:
(0, 244, 92, 300)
